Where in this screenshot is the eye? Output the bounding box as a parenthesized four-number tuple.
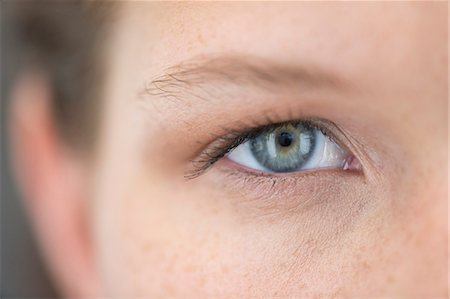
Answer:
(186, 119, 361, 179)
(226, 121, 355, 173)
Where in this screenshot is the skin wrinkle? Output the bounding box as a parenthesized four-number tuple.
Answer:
(197, 161, 384, 297)
(181, 167, 351, 296)
(207, 166, 378, 243)
(211, 165, 373, 222)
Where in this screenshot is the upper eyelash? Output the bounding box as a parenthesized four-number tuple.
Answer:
(185, 118, 332, 179)
(185, 129, 260, 179)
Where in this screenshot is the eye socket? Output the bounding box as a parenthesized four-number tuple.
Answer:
(226, 121, 355, 173)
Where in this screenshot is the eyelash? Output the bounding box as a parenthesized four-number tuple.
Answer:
(185, 117, 339, 179)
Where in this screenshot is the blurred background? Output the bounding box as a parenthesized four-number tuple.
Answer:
(1, 2, 58, 297)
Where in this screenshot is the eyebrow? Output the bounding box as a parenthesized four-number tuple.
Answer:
(142, 55, 350, 103)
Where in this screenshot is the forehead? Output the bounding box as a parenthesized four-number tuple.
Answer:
(113, 2, 446, 102)
(131, 4, 444, 67)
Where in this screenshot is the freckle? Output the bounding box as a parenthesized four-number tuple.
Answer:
(198, 274, 206, 285)
(330, 286, 344, 298)
(183, 263, 196, 273)
(197, 32, 205, 44)
(142, 243, 152, 252)
(162, 281, 175, 294)
(165, 254, 177, 273)
(208, 250, 218, 261)
(387, 274, 395, 284)
(221, 264, 229, 274)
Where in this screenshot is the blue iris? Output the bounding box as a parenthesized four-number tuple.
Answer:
(249, 123, 316, 172)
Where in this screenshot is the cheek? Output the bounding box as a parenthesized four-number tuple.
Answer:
(93, 173, 284, 297)
(91, 167, 386, 297)
(91, 147, 444, 297)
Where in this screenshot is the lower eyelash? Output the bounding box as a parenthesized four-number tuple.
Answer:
(205, 160, 366, 219)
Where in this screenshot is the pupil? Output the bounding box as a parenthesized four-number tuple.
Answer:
(277, 132, 294, 147)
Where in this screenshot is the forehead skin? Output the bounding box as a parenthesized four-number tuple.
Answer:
(92, 2, 447, 297)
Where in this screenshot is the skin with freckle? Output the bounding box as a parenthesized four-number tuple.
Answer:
(8, 2, 447, 298)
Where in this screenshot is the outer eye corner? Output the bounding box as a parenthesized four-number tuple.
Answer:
(342, 155, 362, 172)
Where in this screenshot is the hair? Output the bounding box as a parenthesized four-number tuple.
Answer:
(4, 1, 115, 148)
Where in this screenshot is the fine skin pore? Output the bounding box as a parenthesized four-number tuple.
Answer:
(10, 2, 448, 298)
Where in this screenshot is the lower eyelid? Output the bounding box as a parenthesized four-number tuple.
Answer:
(220, 157, 361, 181)
(207, 160, 367, 220)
